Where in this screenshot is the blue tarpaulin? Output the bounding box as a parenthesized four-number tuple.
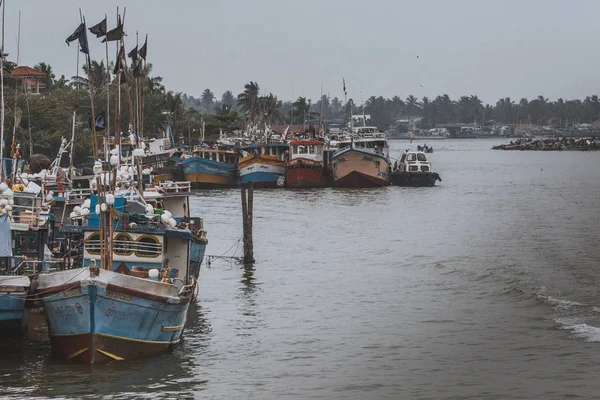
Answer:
(0, 215, 13, 256)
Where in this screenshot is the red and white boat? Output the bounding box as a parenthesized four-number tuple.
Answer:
(285, 139, 327, 188)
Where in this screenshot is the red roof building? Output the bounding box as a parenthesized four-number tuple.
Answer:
(10, 66, 47, 94)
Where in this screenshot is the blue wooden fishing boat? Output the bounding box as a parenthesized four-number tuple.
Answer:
(179, 146, 239, 189)
(238, 143, 289, 188)
(36, 192, 207, 363)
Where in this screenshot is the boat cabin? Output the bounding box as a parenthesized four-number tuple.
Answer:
(290, 140, 324, 163)
(193, 148, 239, 165)
(82, 229, 191, 284)
(396, 150, 431, 172)
(241, 143, 289, 161)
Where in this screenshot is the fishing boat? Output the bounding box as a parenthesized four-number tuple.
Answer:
(36, 189, 206, 363)
(331, 127, 391, 187)
(0, 188, 59, 338)
(391, 148, 441, 187)
(34, 10, 208, 363)
(286, 138, 327, 188)
(238, 142, 289, 188)
(179, 146, 239, 189)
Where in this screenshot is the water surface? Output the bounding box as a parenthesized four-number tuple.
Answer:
(1, 139, 600, 399)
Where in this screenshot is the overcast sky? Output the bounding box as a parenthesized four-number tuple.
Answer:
(10, 0, 600, 104)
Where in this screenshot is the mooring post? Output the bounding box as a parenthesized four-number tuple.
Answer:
(241, 182, 255, 264)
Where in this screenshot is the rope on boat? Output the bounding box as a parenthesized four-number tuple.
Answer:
(206, 235, 244, 266)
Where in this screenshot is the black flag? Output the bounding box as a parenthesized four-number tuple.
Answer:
(132, 61, 141, 78)
(88, 17, 107, 38)
(90, 111, 106, 131)
(343, 78, 347, 96)
(102, 23, 124, 42)
(127, 45, 138, 63)
(66, 22, 89, 54)
(113, 45, 125, 74)
(139, 36, 147, 60)
(95, 111, 106, 131)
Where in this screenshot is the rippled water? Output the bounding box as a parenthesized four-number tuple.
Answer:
(1, 139, 600, 399)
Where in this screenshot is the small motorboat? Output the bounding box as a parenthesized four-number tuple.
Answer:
(416, 145, 433, 153)
(391, 148, 441, 187)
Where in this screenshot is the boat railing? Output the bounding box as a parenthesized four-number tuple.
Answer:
(87, 239, 163, 256)
(157, 181, 191, 194)
(66, 188, 93, 203)
(4, 194, 42, 229)
(9, 257, 64, 275)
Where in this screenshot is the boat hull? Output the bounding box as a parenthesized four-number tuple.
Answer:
(332, 147, 390, 188)
(0, 276, 31, 338)
(38, 268, 191, 363)
(238, 155, 285, 188)
(179, 157, 237, 189)
(285, 159, 327, 188)
(391, 171, 441, 187)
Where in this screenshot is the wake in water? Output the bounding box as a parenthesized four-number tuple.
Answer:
(557, 321, 600, 342)
(536, 293, 600, 342)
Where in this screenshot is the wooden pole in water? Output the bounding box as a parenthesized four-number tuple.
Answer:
(241, 182, 255, 264)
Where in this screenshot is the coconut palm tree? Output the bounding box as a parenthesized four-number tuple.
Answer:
(221, 90, 235, 108)
(405, 95, 421, 115)
(34, 62, 55, 90)
(200, 89, 215, 114)
(82, 60, 108, 93)
(293, 97, 310, 124)
(260, 93, 282, 125)
(237, 81, 260, 120)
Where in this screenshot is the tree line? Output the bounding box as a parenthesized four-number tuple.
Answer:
(186, 87, 600, 131)
(5, 58, 600, 164)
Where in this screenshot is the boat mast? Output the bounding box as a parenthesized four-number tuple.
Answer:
(104, 13, 110, 160)
(135, 30, 140, 147)
(0, 0, 6, 179)
(10, 10, 20, 178)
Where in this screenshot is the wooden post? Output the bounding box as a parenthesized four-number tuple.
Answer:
(241, 182, 255, 264)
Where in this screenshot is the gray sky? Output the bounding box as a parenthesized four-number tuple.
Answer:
(11, 0, 600, 104)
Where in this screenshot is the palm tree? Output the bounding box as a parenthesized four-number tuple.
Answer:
(82, 60, 108, 93)
(259, 93, 282, 125)
(293, 97, 311, 124)
(221, 90, 235, 108)
(34, 62, 55, 90)
(330, 97, 342, 118)
(237, 81, 260, 120)
(405, 95, 421, 115)
(53, 74, 69, 89)
(147, 75, 165, 95)
(200, 89, 215, 114)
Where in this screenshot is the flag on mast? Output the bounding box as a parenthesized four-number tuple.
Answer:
(102, 23, 124, 43)
(88, 17, 107, 38)
(127, 45, 138, 63)
(139, 35, 148, 60)
(65, 22, 89, 54)
(113, 45, 126, 75)
(90, 111, 106, 131)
